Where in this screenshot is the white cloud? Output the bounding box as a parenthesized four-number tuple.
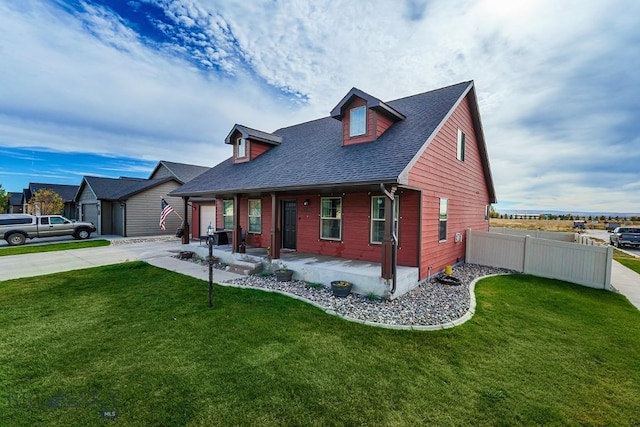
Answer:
(0, 0, 638, 212)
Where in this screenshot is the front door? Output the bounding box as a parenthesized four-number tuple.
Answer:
(282, 201, 297, 249)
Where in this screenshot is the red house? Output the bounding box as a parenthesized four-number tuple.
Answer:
(172, 81, 496, 298)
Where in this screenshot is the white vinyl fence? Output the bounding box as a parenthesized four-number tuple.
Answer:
(467, 229, 613, 290)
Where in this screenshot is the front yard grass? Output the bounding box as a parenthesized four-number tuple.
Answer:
(0, 239, 110, 256)
(1, 262, 639, 426)
(614, 248, 640, 274)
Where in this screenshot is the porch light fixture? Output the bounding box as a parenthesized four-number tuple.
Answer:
(303, 199, 311, 206)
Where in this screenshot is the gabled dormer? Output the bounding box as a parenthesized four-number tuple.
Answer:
(225, 124, 282, 164)
(330, 88, 405, 146)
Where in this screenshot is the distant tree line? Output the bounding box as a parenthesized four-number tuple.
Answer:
(490, 207, 639, 222)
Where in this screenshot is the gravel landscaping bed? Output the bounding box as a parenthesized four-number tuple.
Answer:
(224, 264, 513, 327)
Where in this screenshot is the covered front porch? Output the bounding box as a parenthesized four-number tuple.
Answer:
(181, 240, 420, 299)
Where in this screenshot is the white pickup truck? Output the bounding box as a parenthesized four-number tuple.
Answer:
(0, 214, 97, 246)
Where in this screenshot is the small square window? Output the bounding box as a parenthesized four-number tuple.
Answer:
(349, 106, 366, 137)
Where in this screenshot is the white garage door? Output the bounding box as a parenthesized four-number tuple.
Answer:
(82, 203, 99, 233)
(200, 204, 216, 236)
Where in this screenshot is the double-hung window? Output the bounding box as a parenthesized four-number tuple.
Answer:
(439, 198, 448, 242)
(237, 137, 247, 158)
(349, 106, 366, 137)
(223, 200, 234, 230)
(320, 197, 342, 240)
(456, 129, 465, 161)
(370, 196, 399, 244)
(248, 199, 261, 233)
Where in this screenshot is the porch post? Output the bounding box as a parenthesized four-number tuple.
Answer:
(270, 192, 281, 259)
(233, 193, 240, 253)
(181, 197, 190, 244)
(380, 184, 397, 287)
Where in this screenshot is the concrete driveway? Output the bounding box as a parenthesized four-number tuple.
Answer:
(0, 238, 184, 281)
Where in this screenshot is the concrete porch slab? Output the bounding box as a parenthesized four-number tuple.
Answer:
(181, 241, 419, 299)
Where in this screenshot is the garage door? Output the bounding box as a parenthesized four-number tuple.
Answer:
(200, 204, 216, 236)
(82, 203, 99, 233)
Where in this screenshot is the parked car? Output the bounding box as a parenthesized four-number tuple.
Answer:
(609, 227, 640, 248)
(0, 214, 96, 246)
(605, 222, 621, 232)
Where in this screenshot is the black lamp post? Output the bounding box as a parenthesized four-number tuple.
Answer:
(206, 223, 215, 308)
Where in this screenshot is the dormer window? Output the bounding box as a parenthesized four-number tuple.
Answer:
(237, 137, 247, 158)
(349, 106, 366, 137)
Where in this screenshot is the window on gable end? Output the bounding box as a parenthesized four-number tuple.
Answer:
(237, 137, 247, 158)
(439, 198, 448, 242)
(456, 129, 466, 161)
(349, 106, 366, 137)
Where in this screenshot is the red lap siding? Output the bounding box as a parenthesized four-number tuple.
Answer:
(408, 95, 491, 279)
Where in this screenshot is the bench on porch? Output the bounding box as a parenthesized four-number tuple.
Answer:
(199, 229, 231, 246)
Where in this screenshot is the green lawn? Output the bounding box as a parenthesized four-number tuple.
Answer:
(1, 263, 639, 426)
(614, 249, 640, 275)
(0, 240, 110, 256)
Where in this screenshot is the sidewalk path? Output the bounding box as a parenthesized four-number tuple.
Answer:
(611, 260, 640, 310)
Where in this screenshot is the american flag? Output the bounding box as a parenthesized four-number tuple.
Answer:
(159, 199, 174, 230)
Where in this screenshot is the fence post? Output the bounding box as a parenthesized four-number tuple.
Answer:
(604, 246, 613, 291)
(523, 235, 531, 273)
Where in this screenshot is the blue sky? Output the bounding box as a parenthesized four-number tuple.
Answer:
(0, 0, 638, 213)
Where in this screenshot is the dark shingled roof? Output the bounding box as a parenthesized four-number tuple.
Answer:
(26, 183, 79, 202)
(79, 176, 178, 201)
(224, 124, 282, 146)
(172, 81, 495, 201)
(149, 161, 210, 183)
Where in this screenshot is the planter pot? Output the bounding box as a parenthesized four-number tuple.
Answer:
(275, 269, 294, 282)
(331, 281, 352, 297)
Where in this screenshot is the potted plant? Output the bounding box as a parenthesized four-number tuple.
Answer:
(274, 267, 294, 282)
(331, 280, 352, 297)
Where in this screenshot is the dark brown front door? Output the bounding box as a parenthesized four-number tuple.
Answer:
(282, 201, 297, 249)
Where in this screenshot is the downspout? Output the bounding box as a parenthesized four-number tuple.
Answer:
(380, 183, 398, 296)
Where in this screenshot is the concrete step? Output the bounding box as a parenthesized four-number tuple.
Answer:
(227, 259, 263, 276)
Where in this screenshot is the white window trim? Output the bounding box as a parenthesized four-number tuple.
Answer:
(439, 198, 448, 242)
(370, 195, 399, 244)
(223, 200, 234, 230)
(237, 137, 247, 158)
(349, 106, 366, 137)
(320, 197, 342, 241)
(248, 199, 261, 234)
(456, 128, 465, 161)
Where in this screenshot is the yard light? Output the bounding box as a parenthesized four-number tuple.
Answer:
(206, 223, 215, 308)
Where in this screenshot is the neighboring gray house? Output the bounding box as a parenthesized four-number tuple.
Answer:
(149, 160, 210, 183)
(7, 192, 24, 213)
(74, 161, 208, 237)
(24, 183, 79, 219)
